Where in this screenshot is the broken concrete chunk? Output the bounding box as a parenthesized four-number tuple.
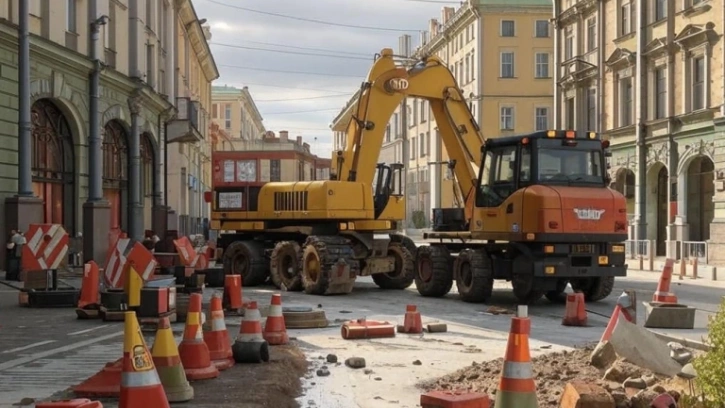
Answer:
(316, 367, 330, 377)
(677, 363, 697, 379)
(345, 357, 366, 369)
(622, 377, 646, 389)
(608, 319, 684, 376)
(413, 360, 422, 366)
(590, 341, 617, 369)
(559, 381, 615, 408)
(603, 361, 643, 383)
(427, 323, 448, 333)
(642, 374, 657, 387)
(326, 354, 338, 363)
(610, 391, 631, 408)
(630, 389, 659, 408)
(670, 349, 693, 365)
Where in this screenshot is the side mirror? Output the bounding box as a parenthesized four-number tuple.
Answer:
(604, 174, 612, 185)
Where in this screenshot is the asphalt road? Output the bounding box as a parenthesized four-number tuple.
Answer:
(0, 263, 721, 407)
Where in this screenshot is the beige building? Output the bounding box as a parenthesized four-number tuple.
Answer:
(210, 85, 265, 142)
(165, 1, 219, 236)
(554, 0, 725, 264)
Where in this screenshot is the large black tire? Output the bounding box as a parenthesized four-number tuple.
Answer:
(300, 236, 358, 295)
(544, 279, 570, 303)
(389, 233, 418, 258)
(270, 241, 303, 291)
(414, 245, 453, 297)
(371, 242, 414, 290)
(455, 248, 494, 303)
(222, 240, 268, 287)
(572, 276, 615, 302)
(511, 256, 543, 304)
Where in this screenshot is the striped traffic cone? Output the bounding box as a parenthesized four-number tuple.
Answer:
(494, 305, 538, 408)
(263, 294, 289, 345)
(151, 317, 194, 402)
(119, 312, 169, 408)
(232, 301, 270, 363)
(203, 292, 235, 370)
(178, 293, 219, 380)
(600, 291, 635, 343)
(653, 259, 678, 303)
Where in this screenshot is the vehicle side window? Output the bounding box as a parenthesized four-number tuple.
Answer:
(520, 145, 531, 184)
(476, 145, 517, 207)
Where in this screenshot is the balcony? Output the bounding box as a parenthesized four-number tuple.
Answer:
(167, 97, 205, 143)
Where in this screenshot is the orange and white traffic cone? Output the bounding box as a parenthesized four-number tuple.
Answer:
(653, 259, 678, 303)
(119, 311, 169, 408)
(151, 317, 194, 402)
(76, 261, 101, 319)
(561, 292, 587, 326)
(400, 304, 423, 334)
(178, 293, 219, 380)
(203, 292, 235, 370)
(263, 294, 289, 345)
(600, 291, 635, 343)
(223, 274, 243, 315)
(232, 301, 270, 363)
(494, 305, 538, 408)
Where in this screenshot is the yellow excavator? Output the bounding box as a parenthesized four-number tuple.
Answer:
(211, 48, 628, 303)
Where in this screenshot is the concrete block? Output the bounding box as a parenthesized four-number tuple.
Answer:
(421, 390, 490, 408)
(590, 341, 617, 369)
(609, 318, 683, 376)
(559, 381, 614, 408)
(643, 302, 696, 329)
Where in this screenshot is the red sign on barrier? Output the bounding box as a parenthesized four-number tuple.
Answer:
(21, 224, 69, 271)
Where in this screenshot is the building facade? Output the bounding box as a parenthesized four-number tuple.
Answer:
(211, 84, 265, 141)
(554, 0, 725, 264)
(165, 2, 219, 238)
(0, 0, 203, 263)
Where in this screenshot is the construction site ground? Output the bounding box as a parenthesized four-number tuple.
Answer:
(0, 264, 721, 408)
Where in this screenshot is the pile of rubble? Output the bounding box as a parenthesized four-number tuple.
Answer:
(421, 319, 701, 407)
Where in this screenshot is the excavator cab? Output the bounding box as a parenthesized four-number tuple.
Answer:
(373, 162, 404, 218)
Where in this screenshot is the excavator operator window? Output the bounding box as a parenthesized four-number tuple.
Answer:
(475, 145, 517, 207)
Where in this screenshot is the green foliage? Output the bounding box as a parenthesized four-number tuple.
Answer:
(411, 211, 428, 229)
(692, 298, 725, 407)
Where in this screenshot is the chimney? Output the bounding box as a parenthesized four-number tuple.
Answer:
(441, 7, 454, 25)
(419, 31, 429, 46)
(296, 136, 303, 145)
(398, 34, 412, 57)
(429, 19, 439, 37)
(264, 131, 275, 139)
(279, 130, 288, 141)
(202, 24, 212, 41)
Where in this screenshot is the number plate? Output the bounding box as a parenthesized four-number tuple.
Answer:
(571, 244, 595, 253)
(218, 192, 243, 208)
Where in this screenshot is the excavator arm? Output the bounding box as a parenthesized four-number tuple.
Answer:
(335, 48, 485, 208)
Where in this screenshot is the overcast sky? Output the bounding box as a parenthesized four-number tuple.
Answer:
(197, 0, 462, 157)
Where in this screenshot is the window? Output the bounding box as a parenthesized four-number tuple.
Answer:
(224, 104, 232, 130)
(393, 113, 400, 137)
(565, 32, 574, 60)
(146, 44, 155, 87)
(535, 20, 549, 38)
(565, 98, 575, 129)
(655, 0, 666, 21)
(587, 88, 597, 131)
(476, 145, 517, 207)
(212, 104, 218, 118)
(654, 67, 667, 119)
(692, 56, 705, 111)
(587, 17, 597, 52)
(420, 100, 427, 122)
(501, 20, 515, 37)
(619, 77, 633, 126)
(412, 99, 418, 124)
(535, 53, 549, 78)
(411, 136, 417, 159)
(538, 146, 603, 184)
(270, 159, 281, 182)
(500, 107, 514, 130)
(535, 107, 549, 131)
(500, 52, 514, 78)
(66, 0, 76, 32)
(620, 2, 632, 36)
(385, 124, 391, 143)
(465, 54, 471, 83)
(470, 50, 475, 80)
(426, 131, 431, 156)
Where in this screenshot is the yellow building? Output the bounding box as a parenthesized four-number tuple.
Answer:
(165, 0, 219, 236)
(554, 0, 725, 264)
(211, 84, 266, 141)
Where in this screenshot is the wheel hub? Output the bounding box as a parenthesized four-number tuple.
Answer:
(305, 252, 320, 283)
(459, 262, 472, 289)
(232, 254, 249, 275)
(418, 258, 432, 282)
(281, 254, 296, 280)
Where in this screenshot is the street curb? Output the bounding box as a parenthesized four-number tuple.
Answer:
(651, 331, 711, 352)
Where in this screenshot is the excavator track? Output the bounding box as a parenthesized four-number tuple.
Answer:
(300, 235, 359, 295)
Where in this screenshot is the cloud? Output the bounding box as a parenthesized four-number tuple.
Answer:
(198, 0, 451, 156)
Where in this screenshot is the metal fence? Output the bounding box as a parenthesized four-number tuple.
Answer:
(681, 241, 708, 263)
(624, 239, 651, 259)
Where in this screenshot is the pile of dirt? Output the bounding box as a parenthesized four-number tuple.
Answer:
(419, 345, 690, 407)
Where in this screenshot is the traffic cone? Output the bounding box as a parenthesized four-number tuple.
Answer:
(151, 317, 194, 402)
(401, 304, 423, 334)
(223, 274, 243, 315)
(76, 261, 101, 319)
(562, 292, 587, 326)
(653, 259, 678, 303)
(263, 294, 289, 345)
(178, 293, 220, 380)
(203, 292, 235, 370)
(119, 312, 169, 408)
(600, 291, 635, 343)
(232, 301, 270, 363)
(494, 305, 538, 407)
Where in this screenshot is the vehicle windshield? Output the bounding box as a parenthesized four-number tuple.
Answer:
(537, 148, 604, 185)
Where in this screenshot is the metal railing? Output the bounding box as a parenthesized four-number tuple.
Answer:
(681, 241, 708, 263)
(625, 239, 651, 259)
